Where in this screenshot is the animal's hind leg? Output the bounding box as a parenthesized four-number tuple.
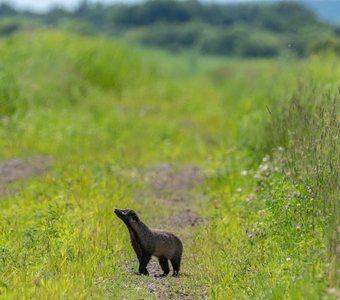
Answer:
(170, 256, 181, 276)
(157, 257, 170, 277)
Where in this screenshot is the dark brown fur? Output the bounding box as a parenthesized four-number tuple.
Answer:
(114, 208, 183, 276)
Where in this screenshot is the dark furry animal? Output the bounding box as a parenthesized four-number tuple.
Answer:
(114, 208, 183, 276)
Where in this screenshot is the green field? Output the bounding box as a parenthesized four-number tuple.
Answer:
(0, 30, 339, 299)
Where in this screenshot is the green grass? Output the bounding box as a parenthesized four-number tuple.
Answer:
(0, 30, 339, 299)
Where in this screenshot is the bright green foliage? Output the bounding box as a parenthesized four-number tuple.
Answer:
(0, 31, 338, 299)
(0, 67, 21, 117)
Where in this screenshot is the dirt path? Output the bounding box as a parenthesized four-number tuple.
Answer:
(132, 163, 208, 299)
(0, 158, 207, 298)
(142, 164, 206, 228)
(0, 156, 51, 196)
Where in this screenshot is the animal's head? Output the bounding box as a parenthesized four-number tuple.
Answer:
(114, 208, 140, 229)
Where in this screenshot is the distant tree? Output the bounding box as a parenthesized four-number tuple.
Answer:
(138, 23, 201, 51)
(44, 8, 69, 25)
(0, 0, 337, 58)
(200, 27, 248, 56)
(74, 0, 90, 17)
(309, 38, 340, 55)
(113, 0, 193, 26)
(0, 3, 17, 17)
(0, 19, 20, 36)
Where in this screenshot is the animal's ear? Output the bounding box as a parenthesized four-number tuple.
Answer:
(131, 215, 140, 223)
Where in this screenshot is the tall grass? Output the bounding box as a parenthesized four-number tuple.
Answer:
(265, 85, 340, 290)
(201, 56, 340, 298)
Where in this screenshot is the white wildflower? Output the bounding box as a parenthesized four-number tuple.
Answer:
(260, 164, 269, 171)
(262, 155, 270, 162)
(241, 170, 248, 176)
(254, 173, 261, 180)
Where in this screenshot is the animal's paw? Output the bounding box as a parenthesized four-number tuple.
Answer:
(135, 271, 148, 276)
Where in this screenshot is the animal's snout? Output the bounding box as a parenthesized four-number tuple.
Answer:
(114, 208, 126, 219)
(114, 208, 122, 216)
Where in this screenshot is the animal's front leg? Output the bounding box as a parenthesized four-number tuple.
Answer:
(137, 252, 151, 275)
(131, 240, 142, 263)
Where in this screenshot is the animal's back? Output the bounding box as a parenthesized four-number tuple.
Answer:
(152, 230, 183, 259)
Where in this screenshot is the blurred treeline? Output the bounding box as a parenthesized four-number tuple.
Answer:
(1, 0, 340, 58)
